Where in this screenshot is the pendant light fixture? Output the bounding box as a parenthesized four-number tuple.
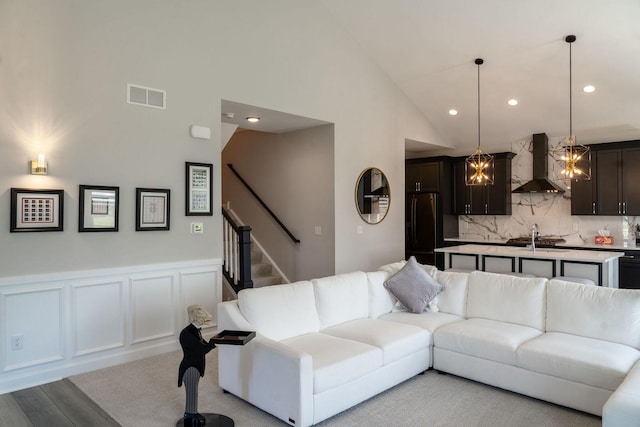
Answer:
(465, 58, 494, 186)
(557, 35, 591, 180)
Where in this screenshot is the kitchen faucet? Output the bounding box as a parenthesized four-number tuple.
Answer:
(531, 224, 539, 254)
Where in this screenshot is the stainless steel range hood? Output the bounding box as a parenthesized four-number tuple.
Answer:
(512, 133, 565, 193)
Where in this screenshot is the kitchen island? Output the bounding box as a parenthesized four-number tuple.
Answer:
(435, 244, 624, 287)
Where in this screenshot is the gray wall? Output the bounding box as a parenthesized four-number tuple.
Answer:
(0, 0, 222, 276)
(222, 126, 335, 282)
(0, 0, 445, 278)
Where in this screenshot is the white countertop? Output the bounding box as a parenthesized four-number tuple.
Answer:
(436, 244, 624, 263)
(557, 242, 640, 251)
(444, 237, 640, 251)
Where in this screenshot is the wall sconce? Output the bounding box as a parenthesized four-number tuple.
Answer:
(30, 154, 48, 175)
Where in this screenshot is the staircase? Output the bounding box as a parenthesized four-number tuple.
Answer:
(222, 243, 282, 301)
(251, 245, 283, 288)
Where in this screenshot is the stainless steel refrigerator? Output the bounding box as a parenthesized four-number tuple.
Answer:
(406, 192, 441, 268)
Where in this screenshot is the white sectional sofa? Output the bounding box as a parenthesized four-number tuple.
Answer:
(217, 260, 640, 427)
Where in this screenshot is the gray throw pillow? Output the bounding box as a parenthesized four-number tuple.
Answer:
(384, 256, 443, 313)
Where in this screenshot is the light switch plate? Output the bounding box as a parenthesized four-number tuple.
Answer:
(191, 222, 204, 234)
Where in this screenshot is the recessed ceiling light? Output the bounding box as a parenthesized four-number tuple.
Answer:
(583, 85, 595, 93)
(507, 99, 518, 106)
(246, 116, 260, 123)
(448, 109, 458, 116)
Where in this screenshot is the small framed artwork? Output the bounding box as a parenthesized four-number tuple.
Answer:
(136, 188, 170, 231)
(79, 185, 119, 232)
(10, 188, 64, 232)
(185, 162, 213, 216)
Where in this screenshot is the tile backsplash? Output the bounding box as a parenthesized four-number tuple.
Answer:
(459, 135, 638, 245)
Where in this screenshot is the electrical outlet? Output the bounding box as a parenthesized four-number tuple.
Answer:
(356, 225, 363, 235)
(572, 223, 579, 232)
(314, 226, 322, 236)
(11, 334, 23, 350)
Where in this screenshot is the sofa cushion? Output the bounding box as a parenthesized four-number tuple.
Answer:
(432, 270, 469, 317)
(238, 281, 319, 341)
(378, 260, 437, 277)
(378, 260, 407, 275)
(367, 270, 396, 318)
(434, 318, 542, 366)
(312, 271, 369, 329)
(384, 256, 443, 313)
(467, 271, 547, 330)
(380, 311, 463, 345)
(547, 279, 640, 349)
(282, 332, 382, 394)
(517, 332, 640, 391)
(321, 318, 430, 365)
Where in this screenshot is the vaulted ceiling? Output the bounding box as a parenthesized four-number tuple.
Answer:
(320, 0, 640, 155)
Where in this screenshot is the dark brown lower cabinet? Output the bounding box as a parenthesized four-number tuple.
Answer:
(619, 250, 640, 289)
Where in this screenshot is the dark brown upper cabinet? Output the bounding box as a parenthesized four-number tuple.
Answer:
(571, 141, 640, 216)
(453, 152, 515, 215)
(570, 150, 597, 215)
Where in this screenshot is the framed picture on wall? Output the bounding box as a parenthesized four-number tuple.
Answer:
(136, 188, 170, 231)
(185, 162, 213, 216)
(10, 188, 64, 232)
(78, 185, 119, 232)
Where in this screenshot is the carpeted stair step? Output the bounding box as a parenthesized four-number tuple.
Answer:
(252, 275, 283, 288)
(249, 244, 282, 288)
(251, 246, 263, 263)
(251, 262, 273, 276)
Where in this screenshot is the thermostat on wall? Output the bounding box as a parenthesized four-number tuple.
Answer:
(190, 125, 211, 140)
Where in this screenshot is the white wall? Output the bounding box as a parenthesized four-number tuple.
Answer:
(0, 0, 444, 390)
(222, 126, 335, 282)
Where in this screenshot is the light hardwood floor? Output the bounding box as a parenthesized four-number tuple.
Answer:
(0, 379, 120, 427)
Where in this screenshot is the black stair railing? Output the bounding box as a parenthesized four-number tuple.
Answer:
(222, 207, 253, 293)
(227, 163, 301, 244)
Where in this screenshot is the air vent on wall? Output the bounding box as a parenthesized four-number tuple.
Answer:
(127, 83, 166, 109)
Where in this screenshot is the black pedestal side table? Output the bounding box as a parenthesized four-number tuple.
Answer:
(175, 330, 256, 427)
(176, 413, 234, 427)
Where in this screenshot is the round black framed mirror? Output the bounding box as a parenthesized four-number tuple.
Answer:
(355, 167, 390, 224)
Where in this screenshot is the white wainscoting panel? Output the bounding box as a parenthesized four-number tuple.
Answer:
(72, 279, 125, 357)
(179, 268, 220, 328)
(0, 259, 222, 394)
(130, 274, 176, 344)
(3, 286, 64, 371)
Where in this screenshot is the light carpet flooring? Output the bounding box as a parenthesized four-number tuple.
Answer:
(71, 350, 602, 427)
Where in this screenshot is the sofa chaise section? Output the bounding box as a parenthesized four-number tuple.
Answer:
(433, 273, 640, 417)
(517, 279, 640, 415)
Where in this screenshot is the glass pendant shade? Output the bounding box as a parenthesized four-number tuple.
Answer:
(556, 34, 591, 181)
(466, 58, 494, 186)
